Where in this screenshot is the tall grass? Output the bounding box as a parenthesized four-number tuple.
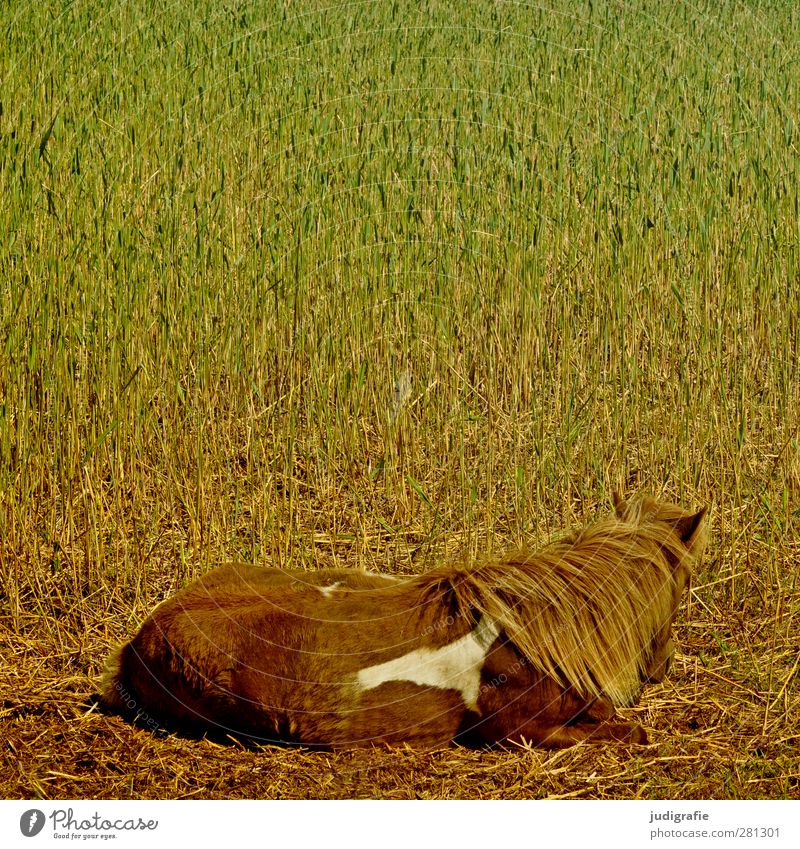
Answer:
(0, 0, 798, 645)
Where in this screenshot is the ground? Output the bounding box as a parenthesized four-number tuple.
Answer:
(3, 527, 798, 800)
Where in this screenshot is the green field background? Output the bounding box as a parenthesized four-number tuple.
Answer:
(1, 0, 798, 643)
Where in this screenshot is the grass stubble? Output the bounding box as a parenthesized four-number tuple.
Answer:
(0, 0, 798, 799)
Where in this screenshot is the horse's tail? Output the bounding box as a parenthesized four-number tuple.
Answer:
(98, 642, 139, 716)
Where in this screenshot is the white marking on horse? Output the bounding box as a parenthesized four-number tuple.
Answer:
(355, 617, 500, 710)
(318, 582, 341, 598)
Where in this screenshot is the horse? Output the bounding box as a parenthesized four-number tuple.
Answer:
(99, 493, 707, 749)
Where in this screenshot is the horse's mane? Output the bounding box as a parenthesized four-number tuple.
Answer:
(417, 496, 707, 706)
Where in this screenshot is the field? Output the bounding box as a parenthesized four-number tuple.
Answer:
(1, 0, 799, 799)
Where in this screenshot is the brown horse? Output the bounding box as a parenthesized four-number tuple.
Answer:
(99, 493, 707, 749)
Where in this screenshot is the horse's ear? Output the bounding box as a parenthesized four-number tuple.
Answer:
(673, 507, 708, 552)
(612, 491, 627, 518)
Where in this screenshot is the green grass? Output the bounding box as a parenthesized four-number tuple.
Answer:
(0, 0, 798, 798)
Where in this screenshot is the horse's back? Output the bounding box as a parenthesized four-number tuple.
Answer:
(192, 562, 402, 594)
